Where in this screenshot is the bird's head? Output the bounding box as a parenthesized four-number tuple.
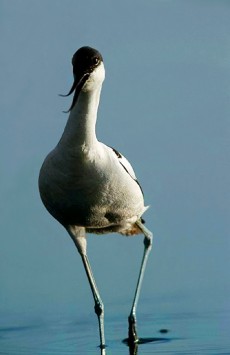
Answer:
(62, 46, 105, 112)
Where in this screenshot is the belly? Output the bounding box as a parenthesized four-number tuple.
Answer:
(39, 151, 145, 229)
(40, 176, 144, 228)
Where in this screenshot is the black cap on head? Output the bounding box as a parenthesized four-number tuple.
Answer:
(61, 46, 103, 112)
(72, 46, 103, 77)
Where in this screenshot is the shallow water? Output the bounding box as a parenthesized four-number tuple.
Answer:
(1, 300, 229, 355)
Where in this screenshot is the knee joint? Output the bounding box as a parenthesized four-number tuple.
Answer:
(94, 301, 104, 317)
(144, 235, 152, 249)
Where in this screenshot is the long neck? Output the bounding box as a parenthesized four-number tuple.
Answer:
(59, 85, 102, 148)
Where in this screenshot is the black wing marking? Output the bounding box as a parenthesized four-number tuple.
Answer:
(111, 147, 144, 197)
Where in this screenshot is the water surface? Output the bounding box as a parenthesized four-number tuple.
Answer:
(1, 297, 229, 354)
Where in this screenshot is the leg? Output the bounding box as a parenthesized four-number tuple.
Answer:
(128, 220, 153, 343)
(81, 254, 106, 351)
(67, 226, 106, 352)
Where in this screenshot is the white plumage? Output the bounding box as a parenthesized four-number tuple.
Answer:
(39, 46, 152, 351)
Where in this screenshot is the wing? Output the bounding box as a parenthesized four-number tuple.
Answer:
(110, 147, 144, 196)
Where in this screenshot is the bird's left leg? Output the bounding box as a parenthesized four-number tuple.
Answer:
(128, 220, 153, 344)
(67, 226, 106, 353)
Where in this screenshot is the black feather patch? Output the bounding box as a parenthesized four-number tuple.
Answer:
(110, 146, 144, 197)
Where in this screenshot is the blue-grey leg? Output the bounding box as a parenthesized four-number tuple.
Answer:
(81, 254, 106, 352)
(128, 220, 153, 343)
(67, 226, 106, 353)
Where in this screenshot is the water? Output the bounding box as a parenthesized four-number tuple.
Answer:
(1, 298, 229, 354)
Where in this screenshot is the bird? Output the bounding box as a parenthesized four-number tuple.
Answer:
(38, 46, 153, 352)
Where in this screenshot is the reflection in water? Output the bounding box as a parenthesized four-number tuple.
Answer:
(100, 346, 106, 355)
(99, 336, 170, 355)
(123, 336, 171, 355)
(98, 336, 170, 355)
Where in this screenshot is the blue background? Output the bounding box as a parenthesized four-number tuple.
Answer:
(1, 1, 229, 353)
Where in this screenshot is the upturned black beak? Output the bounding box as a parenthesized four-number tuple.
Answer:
(60, 72, 90, 112)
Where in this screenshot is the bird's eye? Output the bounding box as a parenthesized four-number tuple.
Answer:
(92, 57, 99, 65)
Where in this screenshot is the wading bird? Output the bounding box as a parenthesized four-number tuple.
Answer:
(39, 46, 153, 352)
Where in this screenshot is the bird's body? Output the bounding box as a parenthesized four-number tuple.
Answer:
(39, 57, 146, 235)
(39, 46, 153, 352)
(39, 139, 146, 234)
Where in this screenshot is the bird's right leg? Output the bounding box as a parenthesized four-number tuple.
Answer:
(128, 220, 153, 344)
(67, 226, 106, 353)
